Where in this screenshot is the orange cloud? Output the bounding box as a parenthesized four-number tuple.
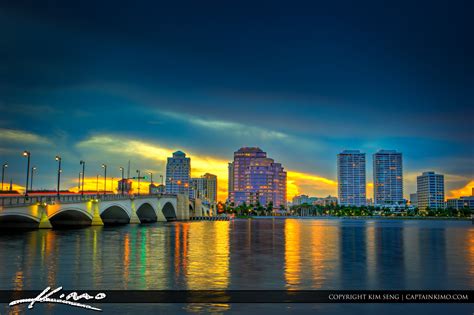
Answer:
(76, 135, 383, 203)
(286, 171, 337, 200)
(0, 183, 26, 194)
(448, 180, 474, 198)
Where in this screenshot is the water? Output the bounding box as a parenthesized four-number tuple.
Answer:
(0, 218, 473, 314)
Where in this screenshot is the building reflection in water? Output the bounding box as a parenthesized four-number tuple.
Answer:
(284, 219, 301, 288)
(185, 221, 230, 289)
(365, 221, 377, 288)
(403, 222, 420, 288)
(338, 222, 368, 289)
(183, 221, 231, 313)
(285, 219, 340, 289)
(417, 224, 446, 288)
(467, 228, 474, 286)
(375, 224, 406, 288)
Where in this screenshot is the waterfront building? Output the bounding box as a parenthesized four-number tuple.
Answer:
(312, 195, 338, 206)
(293, 194, 336, 206)
(446, 196, 474, 210)
(416, 171, 445, 210)
(190, 173, 217, 202)
(292, 195, 310, 205)
(373, 150, 403, 205)
(337, 150, 366, 206)
(228, 147, 286, 209)
(165, 151, 191, 196)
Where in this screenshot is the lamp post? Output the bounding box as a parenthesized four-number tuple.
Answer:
(136, 170, 140, 196)
(55, 155, 61, 197)
(1, 163, 8, 191)
(149, 172, 153, 184)
(30, 167, 37, 191)
(159, 174, 163, 186)
(78, 172, 82, 191)
(23, 151, 31, 197)
(119, 167, 124, 195)
(101, 164, 107, 196)
(80, 160, 85, 196)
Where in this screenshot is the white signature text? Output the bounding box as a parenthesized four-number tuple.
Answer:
(9, 286, 106, 311)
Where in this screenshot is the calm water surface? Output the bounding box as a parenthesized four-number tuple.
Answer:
(1, 218, 473, 314)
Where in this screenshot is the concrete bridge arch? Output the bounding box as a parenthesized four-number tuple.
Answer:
(49, 206, 93, 227)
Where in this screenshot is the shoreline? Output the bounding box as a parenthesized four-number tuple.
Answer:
(242, 215, 472, 221)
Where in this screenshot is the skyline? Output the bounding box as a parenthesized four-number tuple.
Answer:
(0, 144, 472, 202)
(0, 1, 472, 201)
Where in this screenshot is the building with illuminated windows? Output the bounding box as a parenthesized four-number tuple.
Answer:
(446, 196, 474, 210)
(373, 150, 403, 205)
(416, 171, 444, 210)
(190, 173, 217, 203)
(228, 147, 286, 209)
(165, 151, 190, 196)
(337, 150, 366, 206)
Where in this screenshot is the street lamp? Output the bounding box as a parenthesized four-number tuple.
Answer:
(80, 160, 85, 196)
(30, 167, 37, 191)
(1, 163, 8, 191)
(55, 155, 62, 197)
(159, 174, 163, 186)
(78, 172, 82, 191)
(119, 167, 124, 195)
(149, 172, 153, 184)
(23, 151, 31, 197)
(136, 170, 141, 196)
(101, 164, 107, 196)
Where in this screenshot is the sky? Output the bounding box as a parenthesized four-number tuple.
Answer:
(0, 0, 473, 201)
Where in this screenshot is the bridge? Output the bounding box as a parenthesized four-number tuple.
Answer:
(0, 193, 215, 229)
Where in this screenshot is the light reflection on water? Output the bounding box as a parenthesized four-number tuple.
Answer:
(0, 218, 473, 314)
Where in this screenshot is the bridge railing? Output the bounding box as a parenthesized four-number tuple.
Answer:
(0, 193, 179, 208)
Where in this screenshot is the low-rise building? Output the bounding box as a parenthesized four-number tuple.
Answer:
(446, 196, 474, 210)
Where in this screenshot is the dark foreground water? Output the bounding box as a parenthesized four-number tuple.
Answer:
(0, 218, 473, 314)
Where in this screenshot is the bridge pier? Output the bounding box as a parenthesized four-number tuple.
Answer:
(38, 204, 52, 229)
(129, 200, 141, 224)
(176, 194, 190, 220)
(90, 201, 104, 226)
(194, 198, 203, 216)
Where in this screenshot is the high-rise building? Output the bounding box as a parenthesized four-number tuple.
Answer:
(165, 151, 191, 195)
(373, 150, 403, 205)
(190, 173, 217, 202)
(229, 147, 286, 209)
(337, 150, 366, 206)
(416, 171, 444, 210)
(228, 162, 234, 202)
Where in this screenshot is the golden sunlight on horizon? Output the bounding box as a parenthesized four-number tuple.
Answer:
(448, 180, 474, 199)
(5, 135, 472, 202)
(76, 135, 341, 202)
